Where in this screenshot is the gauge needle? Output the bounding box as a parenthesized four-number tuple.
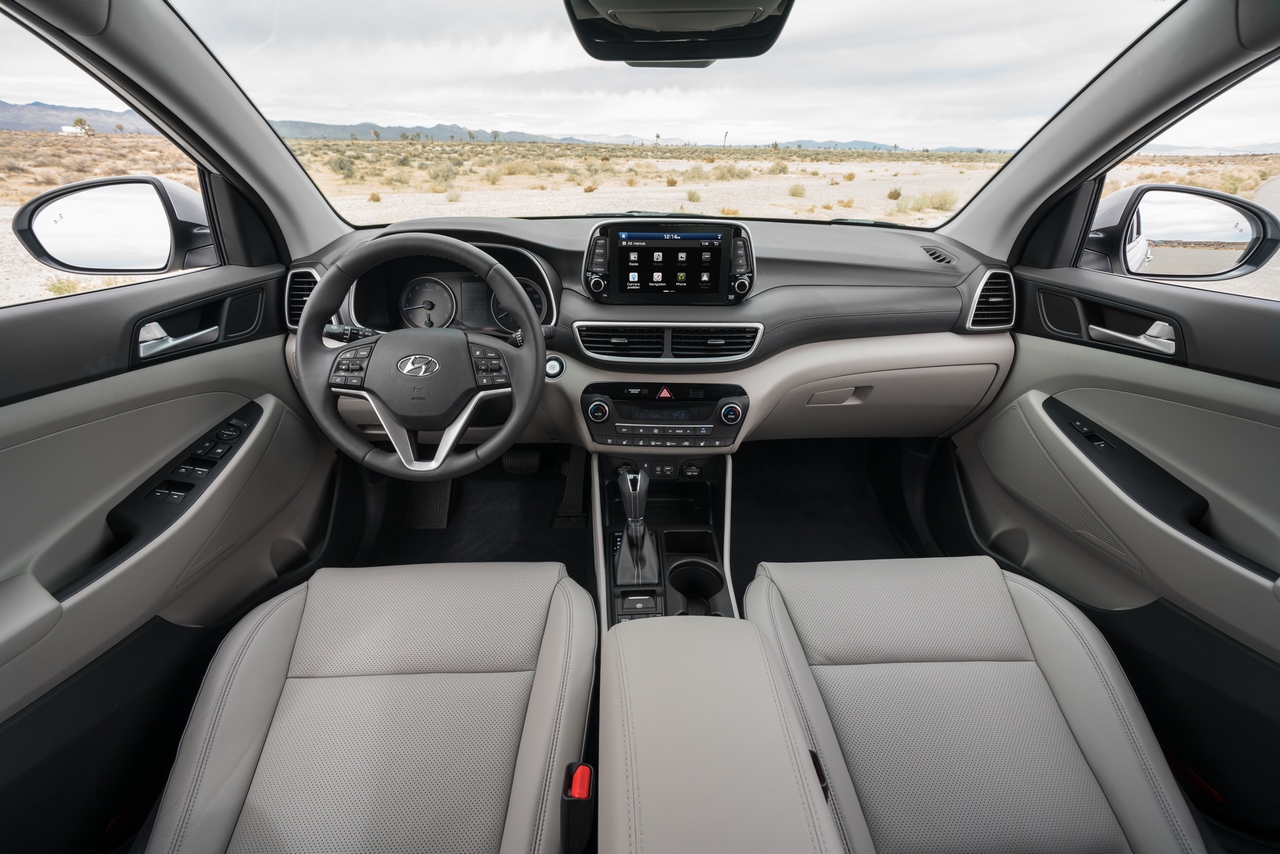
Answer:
(403, 301, 436, 311)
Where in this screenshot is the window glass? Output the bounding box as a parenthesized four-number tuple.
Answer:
(1102, 61, 1280, 301)
(0, 14, 205, 308)
(172, 0, 1169, 227)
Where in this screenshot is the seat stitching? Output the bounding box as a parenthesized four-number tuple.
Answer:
(613, 633, 641, 854)
(167, 587, 305, 854)
(1005, 576, 1196, 854)
(531, 581, 574, 854)
(765, 580, 853, 854)
(749, 622, 827, 854)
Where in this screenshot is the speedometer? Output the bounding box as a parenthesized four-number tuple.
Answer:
(400, 277, 456, 329)
(490, 278, 547, 333)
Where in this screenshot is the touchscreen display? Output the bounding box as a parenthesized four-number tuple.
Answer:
(614, 229, 725, 296)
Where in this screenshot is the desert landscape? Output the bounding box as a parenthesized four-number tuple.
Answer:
(3, 129, 1280, 306)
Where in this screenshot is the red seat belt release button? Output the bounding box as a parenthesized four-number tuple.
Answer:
(561, 762, 595, 854)
(568, 764, 592, 800)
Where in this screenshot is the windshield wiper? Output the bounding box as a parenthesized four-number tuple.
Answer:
(583, 210, 714, 218)
(829, 218, 912, 229)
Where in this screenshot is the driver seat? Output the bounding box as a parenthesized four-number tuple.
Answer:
(144, 562, 596, 854)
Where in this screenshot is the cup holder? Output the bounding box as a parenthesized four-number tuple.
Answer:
(668, 558, 724, 616)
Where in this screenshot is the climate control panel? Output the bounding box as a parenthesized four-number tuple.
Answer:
(580, 382, 749, 449)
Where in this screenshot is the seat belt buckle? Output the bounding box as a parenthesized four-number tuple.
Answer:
(561, 762, 595, 854)
(810, 750, 830, 802)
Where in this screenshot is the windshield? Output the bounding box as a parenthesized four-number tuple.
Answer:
(173, 0, 1171, 227)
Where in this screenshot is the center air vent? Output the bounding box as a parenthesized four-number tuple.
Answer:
(285, 268, 319, 329)
(576, 325, 665, 359)
(671, 326, 759, 359)
(968, 270, 1016, 330)
(923, 246, 957, 265)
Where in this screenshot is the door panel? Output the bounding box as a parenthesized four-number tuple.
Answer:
(956, 332, 1280, 660)
(0, 335, 333, 723)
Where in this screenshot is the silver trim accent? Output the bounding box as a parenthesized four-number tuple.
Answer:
(398, 276, 457, 329)
(578, 218, 756, 298)
(1087, 321, 1177, 355)
(333, 387, 513, 472)
(721, 453, 740, 618)
(573, 320, 765, 364)
(284, 267, 322, 331)
(138, 324, 219, 359)
(966, 269, 1016, 332)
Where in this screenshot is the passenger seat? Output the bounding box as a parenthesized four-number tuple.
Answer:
(745, 556, 1208, 854)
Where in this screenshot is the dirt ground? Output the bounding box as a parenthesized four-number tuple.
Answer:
(4, 130, 1280, 306)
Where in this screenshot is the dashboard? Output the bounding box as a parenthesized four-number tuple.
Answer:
(345, 243, 556, 336)
(292, 215, 1017, 455)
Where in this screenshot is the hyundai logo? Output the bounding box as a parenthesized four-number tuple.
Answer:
(397, 355, 440, 377)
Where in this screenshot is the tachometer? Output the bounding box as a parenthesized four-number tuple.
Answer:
(490, 278, 547, 333)
(400, 277, 456, 329)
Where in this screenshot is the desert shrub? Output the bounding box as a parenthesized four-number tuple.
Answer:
(625, 176, 637, 187)
(429, 183, 448, 193)
(446, 190, 461, 202)
(484, 169, 503, 185)
(712, 164, 751, 181)
(394, 154, 412, 167)
(719, 207, 739, 216)
(788, 184, 805, 197)
(887, 187, 902, 200)
(683, 165, 707, 182)
(584, 184, 598, 193)
(45, 276, 84, 295)
(767, 161, 788, 174)
(687, 190, 701, 202)
(837, 198, 854, 208)
(821, 203, 833, 210)
(666, 176, 678, 186)
(328, 156, 355, 178)
(368, 192, 381, 202)
(427, 162, 459, 181)
(843, 172, 856, 181)
(383, 170, 410, 185)
(532, 183, 547, 190)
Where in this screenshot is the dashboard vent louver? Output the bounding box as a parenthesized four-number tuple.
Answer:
(923, 246, 957, 265)
(969, 270, 1016, 329)
(671, 326, 759, 359)
(577, 325, 665, 358)
(285, 268, 318, 329)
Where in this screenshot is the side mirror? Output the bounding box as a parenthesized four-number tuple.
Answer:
(11, 176, 216, 275)
(1082, 184, 1280, 278)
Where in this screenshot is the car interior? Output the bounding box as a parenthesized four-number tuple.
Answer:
(1, 1, 1280, 853)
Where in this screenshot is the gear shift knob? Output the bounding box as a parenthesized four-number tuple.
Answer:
(618, 466, 649, 541)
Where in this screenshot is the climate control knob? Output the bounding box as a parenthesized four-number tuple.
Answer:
(732, 277, 751, 295)
(588, 401, 610, 422)
(720, 403, 743, 425)
(588, 276, 606, 293)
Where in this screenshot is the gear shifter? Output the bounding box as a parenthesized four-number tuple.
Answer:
(616, 466, 661, 587)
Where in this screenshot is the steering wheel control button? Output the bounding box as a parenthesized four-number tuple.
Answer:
(588, 401, 610, 422)
(720, 403, 743, 424)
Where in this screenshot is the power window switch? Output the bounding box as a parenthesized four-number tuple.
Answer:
(149, 488, 170, 502)
(174, 465, 194, 477)
(165, 491, 186, 504)
(206, 444, 231, 459)
(192, 467, 210, 478)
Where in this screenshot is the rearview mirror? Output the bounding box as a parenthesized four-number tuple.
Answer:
(12, 176, 217, 275)
(1083, 184, 1280, 279)
(563, 0, 794, 64)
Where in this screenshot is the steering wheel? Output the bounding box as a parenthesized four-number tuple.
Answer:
(295, 233, 546, 481)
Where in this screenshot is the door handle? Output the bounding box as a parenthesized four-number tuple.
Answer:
(137, 322, 220, 358)
(1086, 321, 1176, 355)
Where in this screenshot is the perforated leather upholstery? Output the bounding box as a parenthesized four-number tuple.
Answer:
(746, 556, 1207, 854)
(146, 562, 596, 854)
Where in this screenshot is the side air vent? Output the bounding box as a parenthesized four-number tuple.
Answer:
(671, 326, 759, 359)
(969, 270, 1016, 330)
(922, 246, 957, 265)
(285, 268, 319, 329)
(577, 325, 665, 359)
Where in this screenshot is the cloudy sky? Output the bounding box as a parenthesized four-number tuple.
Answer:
(4, 1, 1280, 150)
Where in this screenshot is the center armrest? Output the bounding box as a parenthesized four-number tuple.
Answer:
(599, 616, 842, 854)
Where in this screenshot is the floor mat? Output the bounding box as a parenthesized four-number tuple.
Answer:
(730, 439, 909, 613)
(378, 445, 597, 600)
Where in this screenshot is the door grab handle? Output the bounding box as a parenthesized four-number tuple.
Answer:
(1087, 321, 1176, 356)
(138, 323, 220, 358)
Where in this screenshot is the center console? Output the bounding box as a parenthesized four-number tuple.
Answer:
(580, 382, 749, 449)
(582, 219, 755, 304)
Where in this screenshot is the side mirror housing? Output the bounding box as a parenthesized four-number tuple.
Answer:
(1082, 184, 1280, 279)
(11, 176, 217, 275)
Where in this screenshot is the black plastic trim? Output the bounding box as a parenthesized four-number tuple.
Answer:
(1041, 396, 1276, 581)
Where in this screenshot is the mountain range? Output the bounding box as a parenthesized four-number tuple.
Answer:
(0, 99, 1008, 151)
